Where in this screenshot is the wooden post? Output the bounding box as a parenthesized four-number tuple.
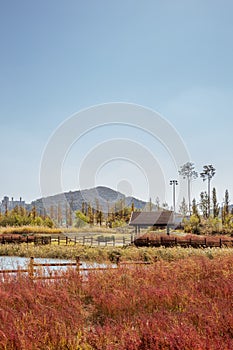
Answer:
(28, 257, 34, 279)
(76, 256, 80, 274)
(74, 236, 77, 245)
(113, 235, 115, 247)
(91, 237, 93, 246)
(220, 238, 222, 248)
(131, 233, 134, 243)
(66, 236, 68, 245)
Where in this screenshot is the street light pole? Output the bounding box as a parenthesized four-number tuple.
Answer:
(170, 180, 178, 213)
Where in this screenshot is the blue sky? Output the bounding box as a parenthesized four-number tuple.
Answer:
(0, 0, 233, 208)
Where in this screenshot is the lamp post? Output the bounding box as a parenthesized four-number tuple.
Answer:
(170, 180, 178, 213)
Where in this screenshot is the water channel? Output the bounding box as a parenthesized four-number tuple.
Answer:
(0, 256, 114, 275)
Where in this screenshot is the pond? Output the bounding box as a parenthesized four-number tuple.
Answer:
(0, 256, 116, 276)
(0, 256, 72, 270)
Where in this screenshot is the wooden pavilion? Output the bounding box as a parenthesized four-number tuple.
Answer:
(129, 211, 174, 234)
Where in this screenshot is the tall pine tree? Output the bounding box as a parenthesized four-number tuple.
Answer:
(222, 189, 230, 224)
(212, 187, 220, 218)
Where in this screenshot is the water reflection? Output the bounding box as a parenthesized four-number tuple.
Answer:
(0, 256, 116, 276)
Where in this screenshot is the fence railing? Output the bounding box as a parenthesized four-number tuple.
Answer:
(0, 256, 152, 280)
(0, 234, 133, 247)
(51, 235, 133, 247)
(1, 234, 233, 249)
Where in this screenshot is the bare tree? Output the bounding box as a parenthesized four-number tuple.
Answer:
(149, 197, 152, 212)
(155, 197, 160, 210)
(179, 162, 198, 215)
(200, 191, 209, 219)
(200, 164, 216, 217)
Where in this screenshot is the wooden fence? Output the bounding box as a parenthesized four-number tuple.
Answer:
(134, 236, 233, 248)
(0, 256, 152, 280)
(1, 234, 233, 249)
(0, 235, 133, 247)
(50, 235, 133, 247)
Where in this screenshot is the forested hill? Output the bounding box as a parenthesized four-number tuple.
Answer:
(32, 186, 149, 214)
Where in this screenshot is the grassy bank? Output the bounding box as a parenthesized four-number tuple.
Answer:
(0, 226, 63, 235)
(1, 243, 233, 262)
(1, 255, 233, 349)
(0, 225, 118, 235)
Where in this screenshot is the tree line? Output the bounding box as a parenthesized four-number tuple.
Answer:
(178, 162, 233, 234)
(75, 200, 135, 228)
(0, 205, 54, 227)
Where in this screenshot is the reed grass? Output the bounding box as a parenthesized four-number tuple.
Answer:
(0, 225, 119, 235)
(0, 243, 233, 263)
(0, 226, 62, 235)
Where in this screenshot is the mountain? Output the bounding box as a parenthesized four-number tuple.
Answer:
(31, 186, 149, 215)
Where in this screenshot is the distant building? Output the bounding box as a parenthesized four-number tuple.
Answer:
(129, 211, 174, 234)
(0, 196, 25, 214)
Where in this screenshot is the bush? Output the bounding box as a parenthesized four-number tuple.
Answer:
(111, 220, 126, 228)
(184, 215, 201, 234)
(74, 211, 89, 228)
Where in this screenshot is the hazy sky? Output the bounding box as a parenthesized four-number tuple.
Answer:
(1, 0, 233, 207)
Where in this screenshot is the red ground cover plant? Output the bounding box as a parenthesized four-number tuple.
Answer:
(0, 256, 233, 349)
(134, 232, 233, 248)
